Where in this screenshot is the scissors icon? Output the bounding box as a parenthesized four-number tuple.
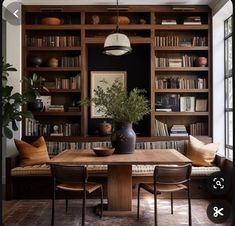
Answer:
(213, 206, 224, 217)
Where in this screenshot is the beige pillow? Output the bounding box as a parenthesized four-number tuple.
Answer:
(14, 136, 49, 167)
(186, 135, 219, 166)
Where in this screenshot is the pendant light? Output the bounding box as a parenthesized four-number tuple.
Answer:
(103, 0, 132, 56)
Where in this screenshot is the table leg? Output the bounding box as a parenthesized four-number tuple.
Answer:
(108, 165, 132, 211)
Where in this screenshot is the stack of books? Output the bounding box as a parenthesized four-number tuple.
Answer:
(184, 16, 201, 25)
(47, 105, 64, 112)
(170, 125, 188, 136)
(161, 19, 177, 25)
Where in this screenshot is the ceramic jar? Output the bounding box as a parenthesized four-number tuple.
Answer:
(30, 57, 43, 67)
(195, 57, 208, 67)
(48, 58, 59, 67)
(111, 122, 136, 154)
(99, 121, 112, 136)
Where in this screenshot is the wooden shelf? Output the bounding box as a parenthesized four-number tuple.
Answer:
(41, 89, 81, 93)
(155, 89, 208, 93)
(85, 37, 151, 44)
(27, 67, 81, 71)
(155, 24, 209, 30)
(84, 24, 153, 30)
(155, 67, 208, 72)
(155, 46, 208, 51)
(22, 5, 212, 143)
(33, 112, 81, 116)
(24, 24, 82, 30)
(27, 47, 81, 51)
(155, 112, 208, 116)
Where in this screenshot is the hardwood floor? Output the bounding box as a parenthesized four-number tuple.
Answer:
(3, 198, 232, 226)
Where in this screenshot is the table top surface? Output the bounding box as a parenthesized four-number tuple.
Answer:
(48, 149, 192, 165)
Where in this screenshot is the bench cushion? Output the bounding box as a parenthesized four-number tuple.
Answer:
(11, 164, 220, 177)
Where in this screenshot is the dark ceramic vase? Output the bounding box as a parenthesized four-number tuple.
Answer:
(28, 99, 43, 112)
(111, 122, 136, 154)
(30, 57, 43, 67)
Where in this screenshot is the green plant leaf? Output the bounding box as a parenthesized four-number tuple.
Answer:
(4, 127, 13, 139)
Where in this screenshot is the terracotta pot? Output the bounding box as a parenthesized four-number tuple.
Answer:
(110, 16, 130, 25)
(195, 57, 208, 67)
(99, 121, 112, 136)
(111, 122, 136, 154)
(48, 58, 59, 67)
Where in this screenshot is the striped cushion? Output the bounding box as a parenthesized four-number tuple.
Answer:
(11, 164, 220, 177)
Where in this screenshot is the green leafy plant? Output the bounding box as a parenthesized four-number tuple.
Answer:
(88, 80, 150, 124)
(23, 73, 48, 101)
(2, 60, 47, 139)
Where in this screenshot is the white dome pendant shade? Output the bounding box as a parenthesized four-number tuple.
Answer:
(103, 32, 132, 56)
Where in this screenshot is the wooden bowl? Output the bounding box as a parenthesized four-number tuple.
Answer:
(93, 147, 115, 156)
(40, 17, 62, 25)
(110, 16, 130, 25)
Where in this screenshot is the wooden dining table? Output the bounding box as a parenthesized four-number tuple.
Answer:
(48, 149, 192, 215)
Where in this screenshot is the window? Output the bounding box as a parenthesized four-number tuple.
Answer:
(224, 16, 233, 160)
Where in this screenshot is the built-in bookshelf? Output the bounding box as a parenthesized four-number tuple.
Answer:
(22, 5, 212, 142)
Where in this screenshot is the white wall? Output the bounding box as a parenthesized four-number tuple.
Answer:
(212, 1, 233, 155)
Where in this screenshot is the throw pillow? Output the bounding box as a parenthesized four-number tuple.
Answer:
(14, 136, 50, 167)
(186, 135, 219, 166)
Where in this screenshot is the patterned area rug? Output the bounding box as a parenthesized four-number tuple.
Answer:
(3, 199, 232, 226)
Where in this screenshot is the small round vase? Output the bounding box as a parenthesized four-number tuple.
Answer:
(30, 57, 43, 67)
(195, 57, 207, 67)
(48, 58, 59, 67)
(28, 99, 43, 112)
(99, 121, 112, 136)
(111, 122, 136, 154)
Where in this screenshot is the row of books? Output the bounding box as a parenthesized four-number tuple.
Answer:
(161, 16, 202, 25)
(155, 55, 197, 68)
(55, 75, 81, 89)
(190, 122, 208, 136)
(155, 119, 169, 136)
(154, 121, 208, 136)
(61, 56, 81, 67)
(155, 36, 207, 47)
(25, 118, 80, 136)
(27, 36, 81, 48)
(156, 77, 207, 89)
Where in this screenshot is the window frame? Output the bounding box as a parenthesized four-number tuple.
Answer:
(224, 15, 233, 160)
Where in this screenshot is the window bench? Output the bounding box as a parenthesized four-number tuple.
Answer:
(6, 140, 225, 200)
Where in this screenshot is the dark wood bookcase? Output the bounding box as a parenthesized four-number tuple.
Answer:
(22, 5, 212, 143)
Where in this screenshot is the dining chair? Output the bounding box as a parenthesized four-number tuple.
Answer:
(50, 164, 103, 226)
(137, 164, 192, 226)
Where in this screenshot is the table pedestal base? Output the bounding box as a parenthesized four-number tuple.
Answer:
(108, 165, 132, 211)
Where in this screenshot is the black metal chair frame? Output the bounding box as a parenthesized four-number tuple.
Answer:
(50, 164, 103, 226)
(137, 164, 192, 226)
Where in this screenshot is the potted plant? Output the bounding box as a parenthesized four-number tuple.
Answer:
(88, 80, 150, 154)
(2, 60, 47, 139)
(23, 73, 48, 112)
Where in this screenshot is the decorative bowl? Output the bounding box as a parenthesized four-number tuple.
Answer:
(110, 16, 130, 25)
(40, 17, 62, 25)
(194, 57, 207, 67)
(93, 147, 115, 156)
